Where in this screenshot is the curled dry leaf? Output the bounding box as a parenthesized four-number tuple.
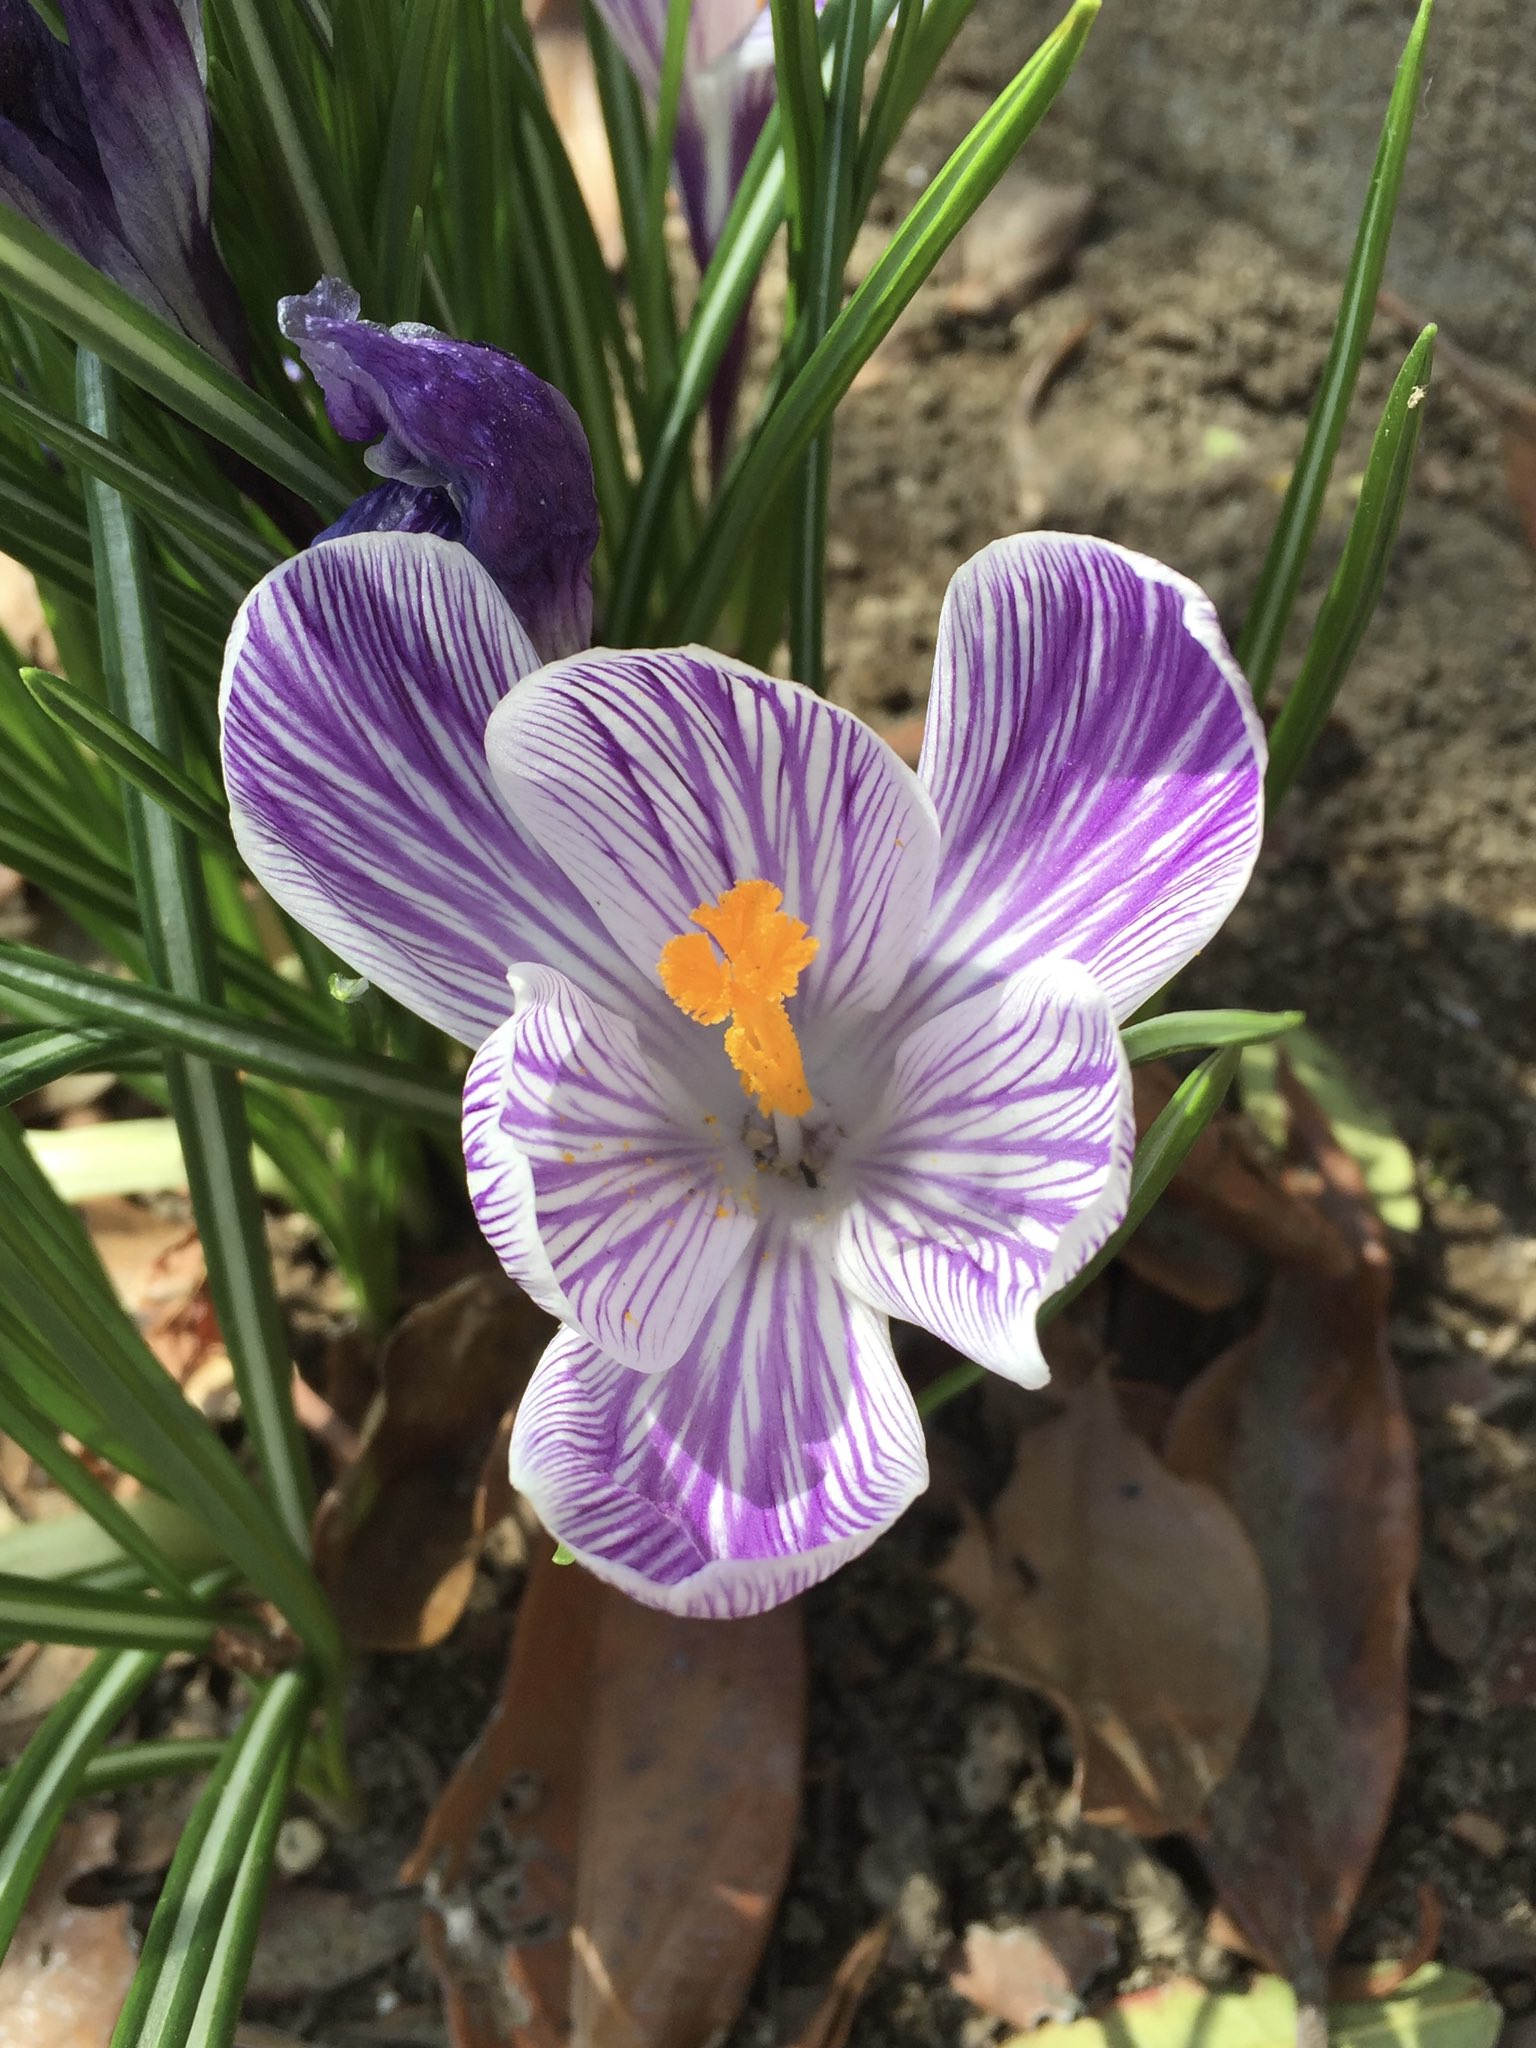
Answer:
(0, 1810, 135, 2048)
(1163, 1072, 1419, 2006)
(950, 1911, 1116, 2031)
(939, 1364, 1268, 1835)
(313, 1273, 551, 1652)
(409, 1546, 806, 2048)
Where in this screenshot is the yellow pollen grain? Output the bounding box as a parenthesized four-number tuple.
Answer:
(560, 1150, 575, 1164)
(657, 879, 818, 1118)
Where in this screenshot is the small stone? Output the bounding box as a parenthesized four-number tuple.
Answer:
(274, 1816, 326, 1878)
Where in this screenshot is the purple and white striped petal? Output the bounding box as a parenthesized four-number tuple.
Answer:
(462, 967, 755, 1371)
(485, 649, 940, 1043)
(220, 532, 663, 1047)
(509, 1227, 926, 1617)
(835, 958, 1133, 1383)
(908, 534, 1265, 1026)
(279, 280, 599, 659)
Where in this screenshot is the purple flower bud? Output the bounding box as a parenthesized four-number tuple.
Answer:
(280, 280, 600, 661)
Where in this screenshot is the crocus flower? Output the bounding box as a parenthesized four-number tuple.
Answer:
(221, 523, 1264, 1618)
(279, 280, 600, 662)
(0, 0, 246, 369)
(593, 0, 781, 268)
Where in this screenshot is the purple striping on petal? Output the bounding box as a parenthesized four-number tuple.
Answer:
(279, 280, 598, 659)
(463, 967, 755, 1370)
(485, 647, 941, 1043)
(219, 532, 667, 1048)
(508, 1227, 928, 1618)
(836, 958, 1134, 1383)
(904, 534, 1265, 1030)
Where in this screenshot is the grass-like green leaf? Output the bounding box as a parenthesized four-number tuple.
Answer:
(373, 0, 462, 318)
(0, 1026, 147, 1107)
(0, 1736, 225, 1801)
(1235, 0, 1433, 700)
(0, 1646, 162, 1961)
(0, 1573, 219, 1652)
(668, 0, 1099, 639)
(786, 0, 871, 690)
(1120, 1007, 1307, 1065)
(0, 944, 463, 1128)
(181, 1742, 298, 2048)
(772, 0, 829, 282)
(111, 1667, 315, 2048)
(0, 205, 349, 515)
(79, 354, 314, 1557)
(1265, 327, 1435, 809)
(0, 1114, 341, 1682)
(210, 0, 369, 291)
(917, 1044, 1241, 1417)
(21, 669, 236, 852)
(0, 380, 282, 583)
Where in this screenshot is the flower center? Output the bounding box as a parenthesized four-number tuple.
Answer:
(657, 879, 819, 1118)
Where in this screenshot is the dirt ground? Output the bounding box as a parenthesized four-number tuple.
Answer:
(7, 12, 1536, 2045)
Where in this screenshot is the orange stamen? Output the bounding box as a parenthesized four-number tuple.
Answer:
(658, 879, 819, 1117)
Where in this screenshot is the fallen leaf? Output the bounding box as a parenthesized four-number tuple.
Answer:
(790, 1921, 891, 2048)
(1134, 1064, 1356, 1279)
(409, 1547, 805, 2048)
(947, 172, 1093, 318)
(944, 1367, 1268, 1834)
(571, 1591, 805, 2047)
(950, 1911, 1115, 2030)
(1163, 1073, 1419, 2004)
(80, 1197, 223, 1386)
(0, 1810, 135, 2047)
(313, 1274, 550, 1650)
(1008, 1965, 1500, 2048)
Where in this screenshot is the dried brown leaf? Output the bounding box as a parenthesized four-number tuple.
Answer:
(947, 173, 1094, 318)
(950, 1911, 1116, 2030)
(409, 1548, 805, 2048)
(1162, 1074, 1419, 2002)
(313, 1274, 550, 1650)
(0, 1810, 135, 2047)
(572, 1592, 804, 2048)
(950, 1369, 1268, 1834)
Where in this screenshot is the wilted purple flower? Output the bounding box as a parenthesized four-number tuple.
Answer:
(0, 0, 246, 369)
(593, 0, 783, 268)
(279, 280, 600, 662)
(221, 523, 1264, 1617)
